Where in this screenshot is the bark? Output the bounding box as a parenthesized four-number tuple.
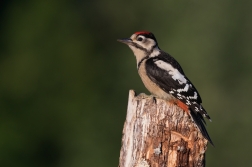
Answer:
(119, 90, 208, 167)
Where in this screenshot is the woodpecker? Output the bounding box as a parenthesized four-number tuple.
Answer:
(117, 31, 213, 145)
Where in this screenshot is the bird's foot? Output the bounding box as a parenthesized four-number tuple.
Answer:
(136, 93, 157, 101)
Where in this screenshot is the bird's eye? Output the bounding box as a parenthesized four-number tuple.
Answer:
(137, 37, 143, 41)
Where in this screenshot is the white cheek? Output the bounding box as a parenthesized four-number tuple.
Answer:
(128, 45, 146, 64)
(134, 38, 156, 51)
(145, 39, 156, 51)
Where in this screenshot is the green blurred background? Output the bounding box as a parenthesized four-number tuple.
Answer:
(0, 0, 251, 166)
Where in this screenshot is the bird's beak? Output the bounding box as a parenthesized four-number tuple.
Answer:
(117, 38, 133, 45)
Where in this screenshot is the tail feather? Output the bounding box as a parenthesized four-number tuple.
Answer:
(190, 109, 214, 146)
(193, 103, 211, 120)
(199, 105, 211, 121)
(196, 111, 206, 125)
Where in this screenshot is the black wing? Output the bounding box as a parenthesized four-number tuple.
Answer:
(145, 51, 202, 104)
(145, 52, 214, 145)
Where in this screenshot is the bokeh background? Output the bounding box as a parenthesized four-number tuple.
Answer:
(0, 0, 252, 167)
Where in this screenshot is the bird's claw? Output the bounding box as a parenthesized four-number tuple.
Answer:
(136, 93, 157, 101)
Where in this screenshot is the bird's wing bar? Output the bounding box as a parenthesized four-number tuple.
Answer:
(145, 57, 202, 104)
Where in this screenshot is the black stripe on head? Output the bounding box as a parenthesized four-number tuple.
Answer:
(131, 43, 149, 53)
(135, 31, 158, 45)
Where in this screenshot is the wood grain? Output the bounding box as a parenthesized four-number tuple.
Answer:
(119, 90, 208, 167)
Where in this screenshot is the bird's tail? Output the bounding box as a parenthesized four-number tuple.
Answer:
(189, 108, 214, 146)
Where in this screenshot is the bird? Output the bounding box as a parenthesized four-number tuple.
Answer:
(117, 31, 213, 145)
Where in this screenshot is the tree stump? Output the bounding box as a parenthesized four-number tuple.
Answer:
(119, 90, 208, 167)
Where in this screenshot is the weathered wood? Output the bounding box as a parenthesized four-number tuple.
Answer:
(119, 90, 208, 167)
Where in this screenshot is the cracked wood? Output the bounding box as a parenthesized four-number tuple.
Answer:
(119, 90, 208, 167)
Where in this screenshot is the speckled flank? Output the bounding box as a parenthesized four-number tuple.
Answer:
(188, 92, 198, 100)
(177, 84, 189, 93)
